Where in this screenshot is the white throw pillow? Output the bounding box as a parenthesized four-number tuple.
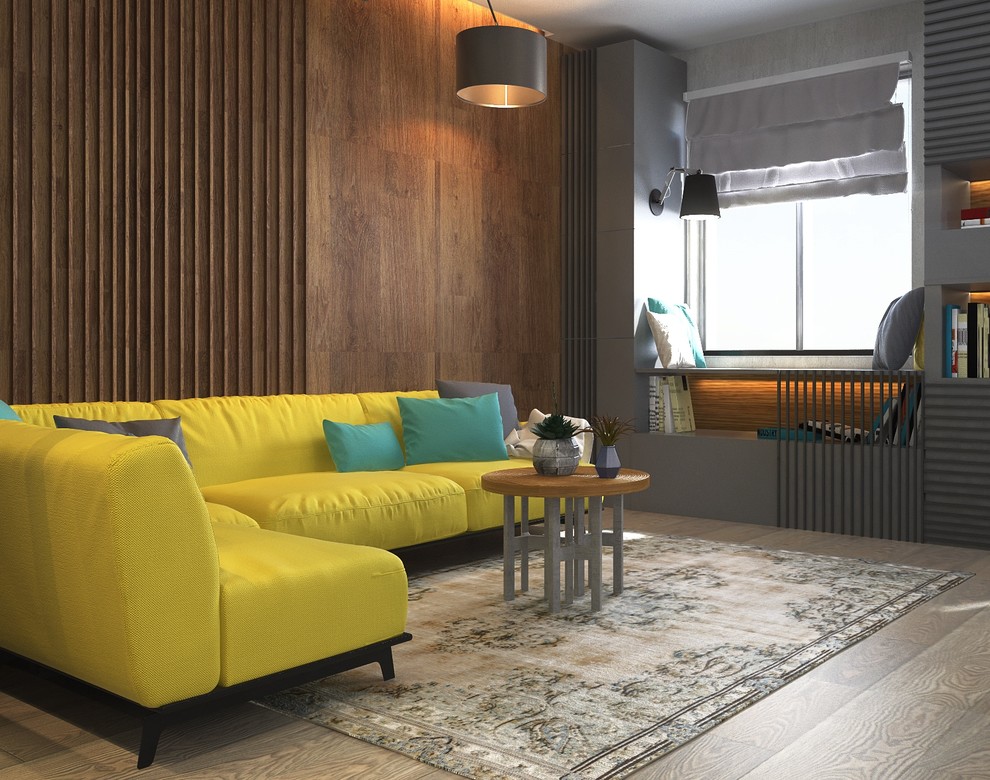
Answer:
(646, 310, 695, 368)
(505, 409, 592, 460)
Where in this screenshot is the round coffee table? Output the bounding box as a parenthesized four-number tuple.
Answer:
(481, 466, 650, 613)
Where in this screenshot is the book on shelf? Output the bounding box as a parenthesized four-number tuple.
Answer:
(661, 382, 674, 433)
(647, 375, 694, 433)
(945, 301, 990, 379)
(797, 421, 866, 443)
(756, 426, 820, 441)
(764, 381, 924, 448)
(958, 310, 969, 379)
(945, 303, 960, 378)
(961, 207, 990, 227)
(648, 376, 665, 433)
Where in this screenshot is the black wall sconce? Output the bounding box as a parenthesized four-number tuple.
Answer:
(649, 168, 721, 219)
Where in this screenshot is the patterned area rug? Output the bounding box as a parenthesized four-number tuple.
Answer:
(262, 532, 970, 779)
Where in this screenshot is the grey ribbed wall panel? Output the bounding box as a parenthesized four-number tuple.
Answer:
(924, 0, 990, 164)
(925, 382, 990, 548)
(777, 371, 924, 542)
(561, 51, 597, 420)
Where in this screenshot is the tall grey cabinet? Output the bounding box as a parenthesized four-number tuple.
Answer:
(923, 0, 990, 547)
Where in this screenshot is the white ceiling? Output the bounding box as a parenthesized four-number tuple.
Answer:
(475, 0, 910, 52)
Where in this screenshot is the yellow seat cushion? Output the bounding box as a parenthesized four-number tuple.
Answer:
(212, 524, 408, 687)
(202, 471, 468, 549)
(403, 459, 546, 531)
(206, 502, 260, 528)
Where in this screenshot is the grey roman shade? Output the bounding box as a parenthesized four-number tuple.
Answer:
(686, 62, 908, 207)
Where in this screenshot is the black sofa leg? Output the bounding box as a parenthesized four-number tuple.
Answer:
(137, 714, 163, 769)
(378, 648, 396, 681)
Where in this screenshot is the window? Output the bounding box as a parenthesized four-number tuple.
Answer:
(693, 76, 911, 353)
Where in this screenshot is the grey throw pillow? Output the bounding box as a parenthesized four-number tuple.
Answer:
(53, 415, 193, 467)
(436, 380, 519, 439)
(873, 287, 924, 370)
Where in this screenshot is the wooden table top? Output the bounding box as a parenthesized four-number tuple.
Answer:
(481, 465, 650, 498)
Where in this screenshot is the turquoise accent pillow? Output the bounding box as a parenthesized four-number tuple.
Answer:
(0, 401, 21, 422)
(398, 393, 509, 465)
(647, 298, 707, 367)
(322, 420, 405, 472)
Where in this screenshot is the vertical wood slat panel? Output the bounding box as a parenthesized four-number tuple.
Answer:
(0, 0, 306, 404)
(292, 0, 306, 393)
(49, 0, 67, 400)
(31, 0, 51, 402)
(0, 0, 11, 399)
(11, 0, 32, 400)
(67, 0, 85, 400)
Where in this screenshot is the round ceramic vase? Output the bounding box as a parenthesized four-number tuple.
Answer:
(532, 436, 581, 476)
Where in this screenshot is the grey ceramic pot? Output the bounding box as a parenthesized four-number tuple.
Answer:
(532, 436, 581, 476)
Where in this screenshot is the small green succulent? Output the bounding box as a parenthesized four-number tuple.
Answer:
(533, 413, 581, 440)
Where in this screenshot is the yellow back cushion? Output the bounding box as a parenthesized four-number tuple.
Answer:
(357, 390, 439, 450)
(154, 394, 367, 487)
(12, 401, 161, 428)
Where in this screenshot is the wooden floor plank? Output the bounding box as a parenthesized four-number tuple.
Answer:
(1, 512, 988, 779)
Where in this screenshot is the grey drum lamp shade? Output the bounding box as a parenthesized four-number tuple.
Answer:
(680, 172, 720, 219)
(456, 26, 547, 108)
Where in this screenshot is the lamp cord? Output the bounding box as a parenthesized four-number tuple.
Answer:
(486, 0, 499, 25)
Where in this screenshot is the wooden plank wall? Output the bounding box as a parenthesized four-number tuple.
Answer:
(305, 0, 563, 417)
(0, 0, 306, 404)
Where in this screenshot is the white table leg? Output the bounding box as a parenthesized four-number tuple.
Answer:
(544, 497, 561, 613)
(572, 497, 585, 597)
(612, 495, 624, 595)
(520, 496, 529, 593)
(564, 498, 575, 605)
(589, 494, 603, 611)
(503, 494, 515, 601)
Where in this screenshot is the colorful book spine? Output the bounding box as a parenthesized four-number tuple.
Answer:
(958, 311, 969, 378)
(666, 375, 695, 433)
(648, 376, 665, 432)
(945, 303, 960, 378)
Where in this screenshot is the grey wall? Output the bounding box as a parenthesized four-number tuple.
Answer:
(596, 41, 687, 429)
(678, 1, 925, 287)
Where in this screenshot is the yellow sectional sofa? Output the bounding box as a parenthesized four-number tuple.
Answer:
(1, 390, 542, 766)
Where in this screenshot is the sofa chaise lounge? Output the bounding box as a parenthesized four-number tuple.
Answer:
(0, 389, 545, 767)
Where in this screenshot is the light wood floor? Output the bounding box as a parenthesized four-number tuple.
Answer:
(2, 512, 990, 779)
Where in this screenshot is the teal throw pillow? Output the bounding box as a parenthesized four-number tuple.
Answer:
(322, 420, 405, 472)
(0, 401, 21, 422)
(647, 297, 707, 367)
(437, 379, 518, 439)
(398, 393, 509, 465)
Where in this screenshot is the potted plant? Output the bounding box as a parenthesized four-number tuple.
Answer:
(587, 415, 635, 478)
(532, 413, 582, 476)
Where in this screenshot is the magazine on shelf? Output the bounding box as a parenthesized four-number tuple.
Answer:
(647, 375, 693, 433)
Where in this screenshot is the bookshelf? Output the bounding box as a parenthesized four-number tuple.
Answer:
(921, 0, 990, 547)
(628, 368, 922, 538)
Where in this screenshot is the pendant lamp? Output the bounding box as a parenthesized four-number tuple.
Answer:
(456, 1, 547, 108)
